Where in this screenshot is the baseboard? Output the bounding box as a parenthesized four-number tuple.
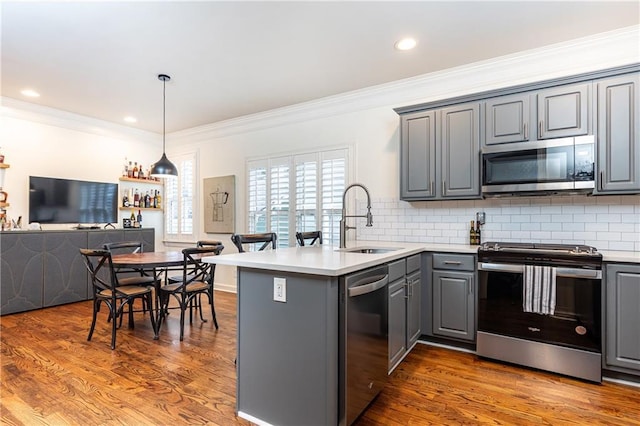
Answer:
(214, 282, 237, 293)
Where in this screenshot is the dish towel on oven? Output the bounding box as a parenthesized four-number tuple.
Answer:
(523, 265, 557, 315)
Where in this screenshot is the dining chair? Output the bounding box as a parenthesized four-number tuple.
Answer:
(80, 248, 159, 350)
(230, 232, 277, 252)
(158, 245, 224, 341)
(295, 231, 323, 246)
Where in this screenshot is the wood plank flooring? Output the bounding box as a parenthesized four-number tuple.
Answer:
(2, 291, 639, 425)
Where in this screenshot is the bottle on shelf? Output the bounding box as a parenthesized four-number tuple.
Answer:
(151, 190, 156, 208)
(122, 157, 128, 177)
(133, 162, 139, 179)
(127, 161, 133, 178)
(137, 209, 142, 227)
(133, 188, 140, 207)
(476, 222, 482, 245)
(122, 189, 129, 207)
(469, 220, 477, 245)
(155, 190, 162, 209)
(130, 209, 135, 223)
(138, 164, 144, 180)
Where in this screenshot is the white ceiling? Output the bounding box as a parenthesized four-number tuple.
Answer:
(2, 1, 638, 134)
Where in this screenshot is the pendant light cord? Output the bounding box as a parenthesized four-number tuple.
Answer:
(162, 76, 166, 153)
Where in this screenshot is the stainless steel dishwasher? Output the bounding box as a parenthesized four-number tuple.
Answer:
(339, 264, 389, 425)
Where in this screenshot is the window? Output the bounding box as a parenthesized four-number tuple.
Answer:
(247, 148, 349, 247)
(164, 151, 197, 242)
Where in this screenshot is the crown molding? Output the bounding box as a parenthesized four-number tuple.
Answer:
(171, 25, 639, 144)
(1, 96, 159, 144)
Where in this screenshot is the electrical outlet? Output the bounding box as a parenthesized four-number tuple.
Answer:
(274, 277, 286, 302)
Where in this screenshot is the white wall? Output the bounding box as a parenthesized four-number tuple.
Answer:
(0, 100, 165, 246)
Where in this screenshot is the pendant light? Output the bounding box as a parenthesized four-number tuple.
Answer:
(150, 74, 178, 178)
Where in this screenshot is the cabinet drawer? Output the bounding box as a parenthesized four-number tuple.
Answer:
(406, 254, 421, 274)
(388, 259, 406, 282)
(432, 253, 475, 271)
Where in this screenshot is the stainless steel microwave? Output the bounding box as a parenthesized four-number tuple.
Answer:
(481, 136, 595, 195)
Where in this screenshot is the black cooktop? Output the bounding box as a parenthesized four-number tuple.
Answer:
(478, 241, 602, 268)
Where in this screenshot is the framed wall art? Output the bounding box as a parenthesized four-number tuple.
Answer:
(203, 175, 235, 234)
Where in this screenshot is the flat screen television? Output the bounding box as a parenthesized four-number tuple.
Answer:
(29, 176, 118, 225)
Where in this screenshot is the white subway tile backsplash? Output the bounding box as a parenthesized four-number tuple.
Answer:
(359, 195, 639, 251)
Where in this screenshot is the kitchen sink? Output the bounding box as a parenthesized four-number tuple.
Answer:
(338, 247, 402, 254)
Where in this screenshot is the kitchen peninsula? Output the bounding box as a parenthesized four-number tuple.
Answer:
(205, 242, 434, 426)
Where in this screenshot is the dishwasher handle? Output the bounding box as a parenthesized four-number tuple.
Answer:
(348, 274, 389, 297)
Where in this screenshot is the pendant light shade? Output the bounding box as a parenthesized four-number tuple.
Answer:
(150, 74, 178, 178)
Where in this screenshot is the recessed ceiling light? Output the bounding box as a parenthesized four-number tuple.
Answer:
(21, 89, 40, 98)
(395, 38, 417, 51)
(124, 116, 138, 123)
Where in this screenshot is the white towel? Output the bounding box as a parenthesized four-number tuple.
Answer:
(523, 265, 556, 315)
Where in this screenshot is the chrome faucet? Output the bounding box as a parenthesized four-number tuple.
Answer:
(339, 183, 373, 248)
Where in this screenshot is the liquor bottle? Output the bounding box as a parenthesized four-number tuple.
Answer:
(133, 162, 139, 179)
(122, 190, 129, 207)
(476, 223, 482, 245)
(122, 157, 128, 177)
(469, 220, 477, 245)
(137, 209, 142, 227)
(156, 190, 162, 209)
(127, 161, 133, 178)
(130, 209, 136, 226)
(138, 165, 144, 180)
(144, 191, 150, 208)
(151, 191, 156, 208)
(133, 189, 140, 207)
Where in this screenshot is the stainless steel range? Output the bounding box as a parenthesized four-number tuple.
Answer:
(477, 242, 603, 382)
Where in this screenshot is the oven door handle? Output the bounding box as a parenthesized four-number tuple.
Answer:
(478, 262, 601, 279)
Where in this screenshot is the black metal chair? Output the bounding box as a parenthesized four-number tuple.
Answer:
(80, 248, 158, 350)
(158, 245, 224, 341)
(102, 241, 157, 287)
(295, 231, 322, 246)
(230, 232, 277, 253)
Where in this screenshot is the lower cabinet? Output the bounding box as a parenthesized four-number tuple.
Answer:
(605, 263, 640, 375)
(388, 254, 422, 372)
(431, 253, 476, 342)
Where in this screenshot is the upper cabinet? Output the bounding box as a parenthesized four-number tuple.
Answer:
(400, 103, 480, 201)
(594, 73, 640, 194)
(537, 82, 591, 139)
(484, 93, 531, 145)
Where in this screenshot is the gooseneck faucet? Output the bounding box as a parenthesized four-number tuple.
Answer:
(339, 183, 373, 248)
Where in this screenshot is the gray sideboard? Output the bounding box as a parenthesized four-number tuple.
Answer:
(1, 228, 154, 315)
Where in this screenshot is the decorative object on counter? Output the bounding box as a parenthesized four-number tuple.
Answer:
(149, 74, 178, 178)
(339, 183, 373, 248)
(204, 175, 235, 233)
(469, 220, 477, 245)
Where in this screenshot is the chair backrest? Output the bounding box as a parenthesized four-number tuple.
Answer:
(79, 248, 118, 294)
(197, 240, 224, 248)
(180, 246, 224, 288)
(295, 231, 322, 247)
(103, 241, 145, 255)
(230, 233, 277, 253)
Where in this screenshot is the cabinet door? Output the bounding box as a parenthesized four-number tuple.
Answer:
(485, 93, 531, 145)
(388, 278, 407, 371)
(406, 271, 421, 349)
(537, 82, 590, 139)
(1, 233, 44, 314)
(440, 103, 481, 198)
(432, 270, 475, 342)
(43, 231, 88, 307)
(400, 110, 436, 199)
(595, 74, 640, 194)
(606, 264, 640, 373)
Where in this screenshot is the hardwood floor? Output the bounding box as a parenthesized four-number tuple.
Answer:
(2, 292, 639, 425)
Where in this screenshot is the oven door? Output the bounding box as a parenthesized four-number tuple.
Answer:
(482, 136, 594, 193)
(477, 262, 602, 353)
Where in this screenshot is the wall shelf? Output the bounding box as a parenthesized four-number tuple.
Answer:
(119, 177, 163, 185)
(119, 207, 162, 211)
(0, 164, 10, 169)
(0, 203, 9, 208)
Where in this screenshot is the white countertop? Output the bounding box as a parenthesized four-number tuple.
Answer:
(203, 240, 640, 276)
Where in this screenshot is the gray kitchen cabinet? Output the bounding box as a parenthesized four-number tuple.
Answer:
(605, 263, 640, 375)
(399, 103, 480, 200)
(484, 93, 532, 145)
(43, 231, 87, 307)
(537, 82, 591, 139)
(400, 110, 436, 199)
(594, 73, 640, 194)
(431, 253, 476, 342)
(388, 254, 422, 372)
(0, 232, 44, 315)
